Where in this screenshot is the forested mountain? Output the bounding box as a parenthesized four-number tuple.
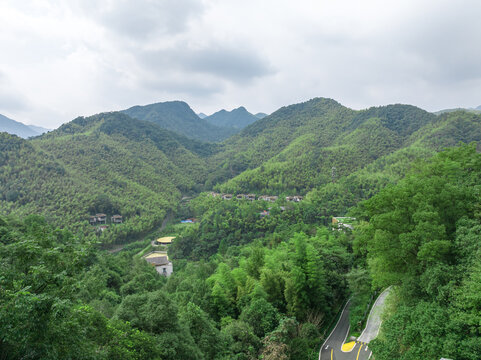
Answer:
(2, 96, 481, 360)
(0, 113, 46, 138)
(207, 99, 481, 217)
(122, 101, 236, 142)
(3, 98, 481, 242)
(0, 112, 213, 243)
(208, 98, 435, 189)
(255, 112, 268, 119)
(3, 98, 481, 241)
(204, 106, 260, 129)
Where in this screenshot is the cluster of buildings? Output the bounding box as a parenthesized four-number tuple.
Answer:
(89, 214, 123, 232)
(89, 213, 123, 225)
(210, 192, 303, 202)
(142, 236, 176, 276)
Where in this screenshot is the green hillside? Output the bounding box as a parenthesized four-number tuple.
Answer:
(353, 143, 481, 360)
(210, 99, 436, 191)
(2, 98, 481, 360)
(2, 99, 481, 244)
(122, 101, 237, 142)
(211, 101, 481, 208)
(0, 112, 211, 243)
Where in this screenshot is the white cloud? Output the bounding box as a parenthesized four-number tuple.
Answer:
(0, 0, 481, 127)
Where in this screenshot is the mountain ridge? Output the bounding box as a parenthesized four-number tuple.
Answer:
(121, 100, 236, 142)
(1, 111, 213, 243)
(203, 106, 260, 129)
(0, 113, 46, 138)
(2, 97, 481, 236)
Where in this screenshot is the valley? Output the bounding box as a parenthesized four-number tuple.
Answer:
(1, 97, 481, 359)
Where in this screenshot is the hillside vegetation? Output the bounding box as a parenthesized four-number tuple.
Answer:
(0, 112, 213, 243)
(1, 97, 481, 360)
(353, 143, 481, 359)
(208, 100, 481, 217)
(2, 99, 481, 243)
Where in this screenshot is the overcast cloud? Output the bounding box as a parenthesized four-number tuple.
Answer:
(0, 0, 480, 128)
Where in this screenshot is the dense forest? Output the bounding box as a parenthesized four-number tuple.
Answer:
(351, 143, 481, 359)
(0, 112, 215, 244)
(1, 98, 481, 359)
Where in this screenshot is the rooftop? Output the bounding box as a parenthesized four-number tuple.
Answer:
(145, 251, 168, 260)
(156, 236, 176, 244)
(145, 255, 170, 266)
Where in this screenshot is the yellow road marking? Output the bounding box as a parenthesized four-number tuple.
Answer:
(341, 341, 356, 352)
(356, 344, 363, 360)
(331, 348, 333, 360)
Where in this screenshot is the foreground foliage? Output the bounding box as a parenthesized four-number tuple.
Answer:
(355, 144, 481, 359)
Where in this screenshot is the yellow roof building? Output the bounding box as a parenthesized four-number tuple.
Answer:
(156, 236, 176, 245)
(145, 251, 169, 260)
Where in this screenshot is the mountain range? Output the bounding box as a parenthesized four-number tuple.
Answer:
(121, 101, 237, 142)
(1, 97, 481, 236)
(208, 98, 481, 214)
(2, 96, 480, 360)
(122, 101, 266, 142)
(0, 113, 49, 138)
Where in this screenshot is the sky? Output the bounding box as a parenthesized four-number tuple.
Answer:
(1, 0, 481, 128)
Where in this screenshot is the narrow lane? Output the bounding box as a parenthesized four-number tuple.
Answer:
(319, 300, 352, 360)
(319, 288, 392, 360)
(358, 287, 392, 343)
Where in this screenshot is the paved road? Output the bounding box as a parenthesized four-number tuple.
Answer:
(319, 300, 372, 360)
(358, 287, 391, 343)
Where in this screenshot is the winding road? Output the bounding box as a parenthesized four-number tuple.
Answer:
(319, 288, 392, 360)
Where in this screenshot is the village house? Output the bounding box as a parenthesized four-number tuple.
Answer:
(89, 216, 97, 225)
(236, 194, 246, 200)
(97, 225, 108, 232)
(246, 194, 256, 201)
(96, 213, 107, 224)
(259, 195, 278, 202)
(210, 192, 221, 197)
(143, 251, 173, 276)
(111, 215, 123, 224)
(222, 194, 233, 200)
(332, 216, 356, 230)
(286, 196, 303, 202)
